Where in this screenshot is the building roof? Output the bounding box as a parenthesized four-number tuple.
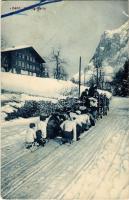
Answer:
(1, 45, 46, 63)
(1, 45, 31, 52)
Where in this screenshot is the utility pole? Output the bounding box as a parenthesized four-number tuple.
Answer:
(102, 73, 104, 90)
(79, 56, 81, 98)
(55, 51, 60, 80)
(99, 69, 102, 89)
(84, 67, 86, 86)
(96, 66, 99, 88)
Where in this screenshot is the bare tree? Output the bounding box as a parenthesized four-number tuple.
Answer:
(49, 48, 68, 80)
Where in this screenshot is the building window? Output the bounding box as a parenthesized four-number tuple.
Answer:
(30, 65, 32, 70)
(18, 60, 21, 66)
(18, 52, 22, 58)
(30, 57, 32, 62)
(21, 61, 24, 68)
(27, 63, 29, 69)
(27, 55, 30, 60)
(33, 65, 35, 71)
(24, 62, 27, 69)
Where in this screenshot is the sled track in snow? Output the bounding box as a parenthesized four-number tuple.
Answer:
(2, 98, 129, 199)
(2, 110, 116, 199)
(87, 132, 126, 200)
(56, 116, 122, 199)
(2, 129, 97, 198)
(57, 100, 129, 200)
(2, 119, 108, 198)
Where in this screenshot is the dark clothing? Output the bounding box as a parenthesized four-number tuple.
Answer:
(85, 97, 90, 108)
(88, 86, 97, 97)
(106, 97, 110, 111)
(47, 115, 61, 139)
(81, 123, 86, 132)
(80, 90, 90, 108)
(35, 130, 46, 146)
(76, 124, 82, 137)
(62, 131, 73, 143)
(38, 139, 46, 146)
(80, 91, 88, 101)
(36, 130, 42, 141)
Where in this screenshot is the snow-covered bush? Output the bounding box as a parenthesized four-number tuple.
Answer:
(5, 110, 19, 121)
(5, 100, 56, 120)
(4, 97, 79, 121)
(5, 101, 38, 120)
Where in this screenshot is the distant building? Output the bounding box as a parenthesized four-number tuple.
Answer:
(1, 46, 49, 77)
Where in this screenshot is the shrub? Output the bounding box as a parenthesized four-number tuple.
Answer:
(5, 98, 77, 121)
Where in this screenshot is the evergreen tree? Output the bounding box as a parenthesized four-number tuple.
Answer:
(112, 60, 129, 96)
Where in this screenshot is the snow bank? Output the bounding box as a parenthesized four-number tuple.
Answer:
(1, 72, 111, 100)
(1, 72, 81, 99)
(21, 94, 59, 103)
(1, 116, 39, 128)
(1, 105, 17, 113)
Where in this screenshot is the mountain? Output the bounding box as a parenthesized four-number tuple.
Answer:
(90, 22, 129, 79)
(91, 21, 129, 72)
(72, 21, 129, 83)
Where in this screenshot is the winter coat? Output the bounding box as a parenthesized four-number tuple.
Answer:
(61, 120, 74, 132)
(60, 120, 76, 141)
(47, 115, 61, 139)
(80, 91, 88, 101)
(37, 121, 47, 138)
(25, 128, 36, 143)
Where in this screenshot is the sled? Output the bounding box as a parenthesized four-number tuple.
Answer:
(25, 142, 44, 152)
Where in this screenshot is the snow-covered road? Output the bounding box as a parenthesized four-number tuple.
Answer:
(1, 97, 129, 200)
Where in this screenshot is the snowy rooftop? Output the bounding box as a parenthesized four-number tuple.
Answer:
(1, 45, 31, 52)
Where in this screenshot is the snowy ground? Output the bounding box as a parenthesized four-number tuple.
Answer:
(1, 72, 85, 99)
(1, 72, 111, 121)
(1, 72, 111, 100)
(1, 97, 129, 200)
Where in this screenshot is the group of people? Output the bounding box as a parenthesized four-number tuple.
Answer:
(25, 108, 91, 148)
(25, 115, 48, 149)
(80, 85, 110, 119)
(25, 85, 110, 149)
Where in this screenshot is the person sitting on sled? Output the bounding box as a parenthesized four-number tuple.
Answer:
(60, 115, 76, 144)
(25, 123, 36, 148)
(36, 115, 49, 146)
(37, 115, 48, 139)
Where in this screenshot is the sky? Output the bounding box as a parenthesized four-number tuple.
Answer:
(1, 0, 128, 78)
